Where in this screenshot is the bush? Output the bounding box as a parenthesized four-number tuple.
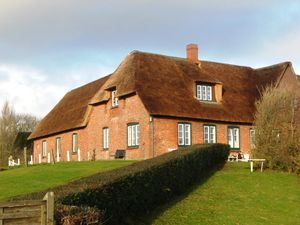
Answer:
(55, 204, 102, 225)
(61, 144, 229, 224)
(253, 85, 300, 173)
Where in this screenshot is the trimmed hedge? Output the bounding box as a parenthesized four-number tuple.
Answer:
(61, 144, 229, 224)
(14, 144, 229, 224)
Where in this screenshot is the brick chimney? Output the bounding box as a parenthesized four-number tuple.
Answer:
(186, 44, 199, 64)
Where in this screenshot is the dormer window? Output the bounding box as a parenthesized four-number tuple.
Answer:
(111, 90, 119, 107)
(196, 84, 212, 101)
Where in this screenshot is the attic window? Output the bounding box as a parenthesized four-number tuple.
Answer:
(196, 84, 212, 101)
(111, 90, 119, 107)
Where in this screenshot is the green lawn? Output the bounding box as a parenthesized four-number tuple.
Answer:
(137, 163, 300, 225)
(0, 160, 135, 201)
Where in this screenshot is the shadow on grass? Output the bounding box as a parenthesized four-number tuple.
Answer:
(128, 162, 227, 225)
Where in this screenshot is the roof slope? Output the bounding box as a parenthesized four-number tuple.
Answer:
(29, 76, 110, 139)
(29, 51, 290, 139)
(93, 52, 288, 123)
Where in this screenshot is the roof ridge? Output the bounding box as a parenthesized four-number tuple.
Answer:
(254, 61, 291, 71)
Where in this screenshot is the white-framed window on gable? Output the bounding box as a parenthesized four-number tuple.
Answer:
(204, 125, 216, 144)
(103, 127, 109, 150)
(228, 127, 240, 149)
(72, 133, 78, 153)
(196, 84, 212, 101)
(56, 137, 61, 156)
(178, 123, 191, 146)
(250, 129, 255, 149)
(128, 123, 140, 147)
(112, 90, 119, 107)
(42, 140, 47, 157)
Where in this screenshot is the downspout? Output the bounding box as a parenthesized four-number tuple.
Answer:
(150, 116, 155, 158)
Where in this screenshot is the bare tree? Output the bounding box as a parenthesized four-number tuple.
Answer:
(253, 85, 300, 173)
(0, 101, 39, 167)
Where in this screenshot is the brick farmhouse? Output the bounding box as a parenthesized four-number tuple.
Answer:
(29, 44, 299, 162)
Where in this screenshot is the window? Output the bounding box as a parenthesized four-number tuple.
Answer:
(178, 123, 191, 146)
(204, 125, 216, 143)
(128, 123, 140, 147)
(228, 127, 240, 149)
(112, 90, 119, 107)
(196, 84, 212, 101)
(103, 128, 109, 150)
(72, 133, 78, 153)
(42, 141, 47, 157)
(250, 129, 255, 149)
(56, 137, 61, 156)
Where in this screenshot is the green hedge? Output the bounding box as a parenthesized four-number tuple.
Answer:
(13, 144, 229, 224)
(60, 144, 229, 224)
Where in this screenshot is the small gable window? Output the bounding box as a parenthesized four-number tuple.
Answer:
(56, 137, 61, 157)
(112, 90, 119, 107)
(196, 84, 212, 101)
(72, 133, 78, 153)
(42, 140, 47, 157)
(103, 127, 109, 150)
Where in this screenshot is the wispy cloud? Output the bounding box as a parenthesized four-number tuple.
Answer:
(0, 64, 68, 117)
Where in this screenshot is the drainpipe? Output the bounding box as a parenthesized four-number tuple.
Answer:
(150, 116, 155, 158)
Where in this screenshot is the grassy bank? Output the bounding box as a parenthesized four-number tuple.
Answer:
(137, 162, 300, 225)
(0, 160, 135, 201)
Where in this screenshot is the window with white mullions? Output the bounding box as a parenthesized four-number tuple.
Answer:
(178, 123, 191, 146)
(42, 140, 47, 157)
(72, 133, 78, 153)
(56, 137, 61, 156)
(103, 128, 109, 150)
(204, 125, 216, 143)
(128, 123, 140, 147)
(196, 84, 213, 101)
(250, 129, 255, 149)
(111, 90, 119, 107)
(228, 127, 240, 149)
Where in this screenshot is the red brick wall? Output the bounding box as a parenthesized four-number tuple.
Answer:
(33, 94, 255, 163)
(33, 94, 152, 162)
(153, 117, 253, 157)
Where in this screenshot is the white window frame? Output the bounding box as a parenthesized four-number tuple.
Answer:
(112, 90, 119, 107)
(250, 129, 255, 149)
(56, 137, 61, 156)
(128, 123, 140, 147)
(228, 127, 240, 149)
(72, 133, 78, 153)
(196, 84, 213, 101)
(178, 123, 191, 146)
(204, 125, 216, 144)
(42, 140, 47, 157)
(103, 127, 109, 150)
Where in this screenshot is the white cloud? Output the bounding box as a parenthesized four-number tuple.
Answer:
(0, 65, 68, 117)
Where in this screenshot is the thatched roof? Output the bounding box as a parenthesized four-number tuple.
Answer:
(29, 76, 110, 139)
(29, 51, 290, 140)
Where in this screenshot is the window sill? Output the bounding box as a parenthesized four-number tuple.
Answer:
(230, 148, 240, 151)
(127, 146, 139, 149)
(103, 148, 109, 151)
(198, 100, 220, 105)
(111, 106, 119, 109)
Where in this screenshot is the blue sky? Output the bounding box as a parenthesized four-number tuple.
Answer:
(0, 0, 299, 117)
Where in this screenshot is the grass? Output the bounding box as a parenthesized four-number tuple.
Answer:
(137, 162, 300, 225)
(0, 160, 135, 202)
